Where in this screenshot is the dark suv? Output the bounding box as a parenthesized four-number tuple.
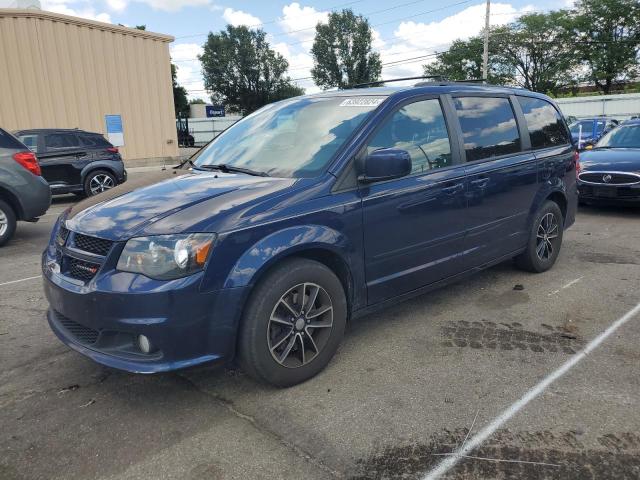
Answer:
(0, 128, 51, 246)
(43, 83, 578, 386)
(15, 128, 126, 197)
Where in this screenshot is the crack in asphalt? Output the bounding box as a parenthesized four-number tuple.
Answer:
(176, 372, 344, 479)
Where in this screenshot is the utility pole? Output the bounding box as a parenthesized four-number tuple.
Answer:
(482, 0, 490, 82)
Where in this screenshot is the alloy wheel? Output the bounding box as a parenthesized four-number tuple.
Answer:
(0, 210, 7, 237)
(536, 212, 559, 261)
(89, 174, 115, 195)
(267, 282, 334, 368)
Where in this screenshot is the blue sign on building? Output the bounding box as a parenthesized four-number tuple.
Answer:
(206, 105, 225, 118)
(104, 114, 124, 147)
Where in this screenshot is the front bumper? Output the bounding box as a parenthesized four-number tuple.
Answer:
(578, 182, 640, 204)
(42, 251, 247, 373)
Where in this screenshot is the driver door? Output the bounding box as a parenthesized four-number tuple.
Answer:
(359, 97, 468, 305)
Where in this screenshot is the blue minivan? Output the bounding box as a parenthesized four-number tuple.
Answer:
(43, 83, 578, 386)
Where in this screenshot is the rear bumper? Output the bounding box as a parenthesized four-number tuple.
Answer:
(21, 175, 51, 220)
(42, 254, 247, 373)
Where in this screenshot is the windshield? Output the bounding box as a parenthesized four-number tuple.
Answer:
(596, 125, 640, 148)
(569, 120, 592, 135)
(192, 96, 386, 178)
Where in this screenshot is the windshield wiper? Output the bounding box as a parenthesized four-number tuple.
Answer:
(174, 158, 196, 169)
(198, 164, 269, 177)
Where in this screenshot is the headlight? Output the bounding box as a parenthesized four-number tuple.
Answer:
(116, 233, 216, 280)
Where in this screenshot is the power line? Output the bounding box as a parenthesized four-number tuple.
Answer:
(175, 0, 367, 40)
(175, 0, 476, 49)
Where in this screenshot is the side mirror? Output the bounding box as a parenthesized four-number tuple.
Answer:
(358, 148, 411, 184)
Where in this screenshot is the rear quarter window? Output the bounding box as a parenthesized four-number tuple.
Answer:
(79, 134, 111, 148)
(517, 97, 570, 149)
(453, 96, 521, 162)
(18, 134, 40, 152)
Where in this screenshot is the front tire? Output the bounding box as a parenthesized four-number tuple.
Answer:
(0, 199, 17, 247)
(515, 200, 564, 273)
(238, 258, 347, 387)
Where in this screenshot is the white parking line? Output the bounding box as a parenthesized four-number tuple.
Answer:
(548, 276, 583, 296)
(0, 275, 42, 287)
(423, 300, 640, 480)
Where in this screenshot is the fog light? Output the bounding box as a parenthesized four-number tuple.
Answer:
(138, 334, 152, 354)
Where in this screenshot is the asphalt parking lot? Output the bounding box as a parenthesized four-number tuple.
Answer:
(1, 171, 640, 480)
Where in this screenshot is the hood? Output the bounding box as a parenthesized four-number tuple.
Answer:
(579, 148, 640, 173)
(65, 169, 297, 240)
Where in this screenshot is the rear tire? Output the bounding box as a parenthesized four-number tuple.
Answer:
(238, 258, 347, 387)
(515, 200, 564, 273)
(0, 199, 17, 247)
(84, 170, 116, 197)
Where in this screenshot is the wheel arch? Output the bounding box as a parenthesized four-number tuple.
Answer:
(80, 163, 119, 185)
(545, 190, 568, 223)
(222, 225, 356, 316)
(0, 185, 23, 220)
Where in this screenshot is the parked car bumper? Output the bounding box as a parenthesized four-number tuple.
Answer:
(22, 175, 51, 220)
(42, 251, 246, 373)
(578, 182, 640, 205)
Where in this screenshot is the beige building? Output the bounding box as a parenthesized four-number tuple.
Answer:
(0, 8, 178, 163)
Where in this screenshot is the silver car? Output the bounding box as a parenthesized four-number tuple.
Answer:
(0, 128, 51, 246)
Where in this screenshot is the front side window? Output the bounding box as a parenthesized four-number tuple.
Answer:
(366, 99, 452, 173)
(517, 97, 570, 149)
(454, 97, 521, 162)
(192, 96, 385, 178)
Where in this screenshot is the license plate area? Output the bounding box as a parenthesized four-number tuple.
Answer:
(594, 186, 617, 198)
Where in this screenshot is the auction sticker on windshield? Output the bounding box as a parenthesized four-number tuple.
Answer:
(339, 98, 385, 107)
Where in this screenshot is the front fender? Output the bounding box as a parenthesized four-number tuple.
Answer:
(222, 224, 352, 289)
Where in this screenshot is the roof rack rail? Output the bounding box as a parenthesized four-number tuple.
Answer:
(347, 75, 448, 89)
(413, 77, 487, 87)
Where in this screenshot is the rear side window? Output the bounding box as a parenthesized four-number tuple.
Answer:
(517, 97, 570, 149)
(45, 133, 79, 149)
(0, 129, 26, 149)
(569, 120, 593, 135)
(453, 97, 521, 162)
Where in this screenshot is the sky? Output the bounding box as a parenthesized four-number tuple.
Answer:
(4, 0, 572, 101)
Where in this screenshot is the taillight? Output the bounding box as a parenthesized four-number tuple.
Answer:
(13, 151, 41, 176)
(106, 147, 119, 154)
(574, 150, 581, 178)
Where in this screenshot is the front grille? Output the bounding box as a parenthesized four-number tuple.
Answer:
(56, 311, 99, 345)
(68, 257, 101, 282)
(579, 172, 640, 185)
(73, 233, 113, 256)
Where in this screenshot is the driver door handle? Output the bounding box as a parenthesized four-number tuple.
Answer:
(442, 183, 464, 195)
(470, 177, 490, 188)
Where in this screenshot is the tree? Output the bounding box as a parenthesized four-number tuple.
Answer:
(171, 64, 189, 118)
(573, 0, 640, 94)
(199, 25, 304, 114)
(493, 12, 578, 94)
(189, 98, 206, 104)
(311, 9, 382, 89)
(423, 34, 514, 85)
